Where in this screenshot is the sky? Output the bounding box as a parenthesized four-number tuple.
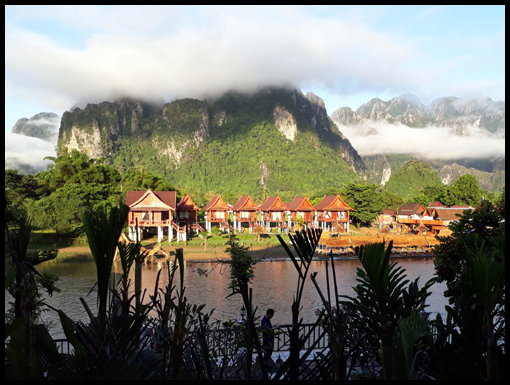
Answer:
(4, 5, 505, 170)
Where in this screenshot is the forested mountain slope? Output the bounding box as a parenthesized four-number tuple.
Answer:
(58, 86, 365, 200)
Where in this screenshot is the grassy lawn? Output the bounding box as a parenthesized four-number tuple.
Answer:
(155, 231, 290, 248)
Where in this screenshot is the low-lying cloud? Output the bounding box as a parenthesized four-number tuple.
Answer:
(5, 132, 57, 173)
(335, 121, 505, 160)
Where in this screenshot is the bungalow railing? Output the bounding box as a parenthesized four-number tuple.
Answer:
(316, 216, 348, 222)
(128, 220, 171, 226)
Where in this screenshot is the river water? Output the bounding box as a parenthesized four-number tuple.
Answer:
(5, 255, 448, 339)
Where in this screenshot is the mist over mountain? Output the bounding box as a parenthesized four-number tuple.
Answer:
(331, 93, 504, 189)
(5, 112, 61, 174)
(6, 87, 504, 193)
(55, 86, 365, 199)
(11, 112, 61, 142)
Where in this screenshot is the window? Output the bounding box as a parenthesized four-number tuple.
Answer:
(241, 211, 250, 218)
(215, 211, 225, 219)
(180, 210, 189, 218)
(142, 212, 149, 221)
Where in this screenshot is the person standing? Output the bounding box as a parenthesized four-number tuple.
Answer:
(261, 309, 280, 362)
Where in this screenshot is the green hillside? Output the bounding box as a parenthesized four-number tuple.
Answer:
(59, 88, 361, 201)
(383, 160, 442, 198)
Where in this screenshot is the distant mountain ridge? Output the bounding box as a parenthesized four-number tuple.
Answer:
(331, 93, 505, 191)
(11, 112, 61, 142)
(8, 88, 504, 195)
(332, 93, 505, 135)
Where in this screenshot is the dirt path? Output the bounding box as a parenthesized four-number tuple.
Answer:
(54, 243, 292, 262)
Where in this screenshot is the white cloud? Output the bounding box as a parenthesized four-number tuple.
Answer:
(5, 5, 435, 111)
(4, 133, 56, 173)
(335, 121, 505, 160)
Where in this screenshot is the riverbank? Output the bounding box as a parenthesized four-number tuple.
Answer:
(51, 243, 434, 263)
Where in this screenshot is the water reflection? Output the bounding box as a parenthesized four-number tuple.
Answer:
(6, 255, 447, 339)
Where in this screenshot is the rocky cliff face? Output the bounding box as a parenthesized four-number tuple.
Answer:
(438, 163, 505, 193)
(57, 86, 366, 195)
(11, 112, 61, 142)
(331, 93, 505, 191)
(332, 93, 505, 135)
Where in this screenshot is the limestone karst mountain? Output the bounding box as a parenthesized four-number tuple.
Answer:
(56, 86, 365, 197)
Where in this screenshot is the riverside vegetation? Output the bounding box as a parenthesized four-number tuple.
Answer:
(5, 147, 504, 237)
(5, 194, 505, 380)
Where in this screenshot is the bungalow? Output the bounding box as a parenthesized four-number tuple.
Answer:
(176, 194, 202, 235)
(203, 195, 231, 233)
(232, 195, 259, 232)
(397, 203, 429, 220)
(428, 207, 474, 226)
(377, 209, 397, 228)
(259, 196, 289, 233)
(126, 189, 176, 243)
(286, 196, 316, 229)
(314, 195, 353, 232)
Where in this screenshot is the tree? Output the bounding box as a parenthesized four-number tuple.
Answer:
(28, 148, 122, 234)
(5, 169, 46, 225)
(340, 182, 385, 226)
(433, 200, 505, 379)
(442, 174, 482, 207)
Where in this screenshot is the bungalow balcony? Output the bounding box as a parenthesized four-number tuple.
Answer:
(262, 213, 286, 222)
(206, 212, 229, 222)
(234, 213, 258, 223)
(128, 219, 171, 226)
(316, 215, 349, 223)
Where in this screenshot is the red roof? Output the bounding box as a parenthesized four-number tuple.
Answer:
(203, 195, 230, 211)
(259, 196, 288, 211)
(286, 196, 315, 211)
(397, 203, 426, 216)
(126, 190, 176, 211)
(314, 195, 353, 211)
(380, 209, 397, 216)
(232, 195, 259, 211)
(176, 194, 199, 211)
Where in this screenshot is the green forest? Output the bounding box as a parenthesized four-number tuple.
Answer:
(5, 146, 503, 236)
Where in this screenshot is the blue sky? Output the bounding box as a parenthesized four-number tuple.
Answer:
(5, 5, 504, 133)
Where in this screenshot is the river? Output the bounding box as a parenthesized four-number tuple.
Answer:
(5, 255, 448, 339)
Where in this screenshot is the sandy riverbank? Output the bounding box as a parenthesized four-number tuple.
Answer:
(55, 242, 434, 263)
(54, 243, 291, 262)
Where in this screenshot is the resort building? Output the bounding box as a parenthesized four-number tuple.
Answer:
(286, 196, 316, 230)
(232, 195, 259, 233)
(314, 195, 353, 233)
(259, 196, 289, 233)
(126, 189, 176, 243)
(176, 194, 203, 236)
(203, 195, 231, 233)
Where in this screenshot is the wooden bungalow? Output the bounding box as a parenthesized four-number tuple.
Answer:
(396, 203, 429, 233)
(176, 194, 203, 235)
(286, 196, 316, 229)
(232, 195, 259, 232)
(126, 189, 176, 243)
(397, 203, 428, 219)
(314, 195, 353, 232)
(377, 209, 397, 228)
(258, 196, 289, 233)
(203, 195, 231, 233)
